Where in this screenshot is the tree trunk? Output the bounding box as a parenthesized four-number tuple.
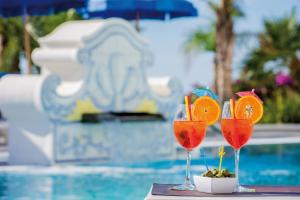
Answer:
(0, 34, 2, 70)
(215, 0, 235, 102)
(214, 50, 224, 103)
(23, 15, 32, 74)
(135, 12, 140, 32)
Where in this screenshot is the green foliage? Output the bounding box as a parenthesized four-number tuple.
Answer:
(234, 81, 300, 123)
(202, 168, 235, 178)
(0, 10, 82, 73)
(185, 26, 216, 53)
(29, 9, 82, 37)
(242, 9, 300, 93)
(237, 9, 300, 123)
(262, 89, 285, 123)
(184, 0, 244, 54)
(0, 17, 23, 72)
(262, 88, 300, 123)
(282, 90, 300, 123)
(234, 78, 300, 124)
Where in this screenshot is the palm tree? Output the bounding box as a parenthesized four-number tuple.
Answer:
(0, 18, 23, 72)
(185, 0, 243, 102)
(0, 10, 81, 73)
(241, 9, 300, 93)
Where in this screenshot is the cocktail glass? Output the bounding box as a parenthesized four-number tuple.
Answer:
(172, 104, 207, 190)
(220, 101, 255, 192)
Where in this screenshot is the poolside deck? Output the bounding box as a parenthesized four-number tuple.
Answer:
(145, 194, 300, 199)
(145, 184, 300, 200)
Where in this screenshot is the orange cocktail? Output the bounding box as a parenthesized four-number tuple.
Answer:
(174, 120, 206, 151)
(172, 93, 219, 191)
(221, 119, 253, 150)
(220, 90, 263, 192)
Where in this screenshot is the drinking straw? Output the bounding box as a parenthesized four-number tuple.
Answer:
(200, 149, 209, 171)
(184, 95, 192, 121)
(218, 145, 225, 175)
(230, 97, 236, 119)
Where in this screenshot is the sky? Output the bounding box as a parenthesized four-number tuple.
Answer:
(137, 0, 300, 93)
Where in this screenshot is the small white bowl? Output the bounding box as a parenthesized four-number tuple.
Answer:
(193, 175, 236, 193)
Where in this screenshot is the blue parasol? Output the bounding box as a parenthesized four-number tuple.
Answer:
(86, 0, 198, 31)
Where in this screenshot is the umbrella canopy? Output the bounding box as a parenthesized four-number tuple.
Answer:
(87, 0, 197, 20)
(0, 72, 8, 78)
(0, 0, 86, 17)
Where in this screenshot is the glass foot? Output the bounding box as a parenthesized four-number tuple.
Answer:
(235, 185, 256, 193)
(171, 183, 195, 191)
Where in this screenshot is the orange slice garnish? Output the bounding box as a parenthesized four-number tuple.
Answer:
(192, 96, 220, 125)
(235, 95, 263, 124)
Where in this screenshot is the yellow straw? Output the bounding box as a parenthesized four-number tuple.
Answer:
(218, 145, 225, 175)
(230, 99, 235, 119)
(184, 96, 191, 121)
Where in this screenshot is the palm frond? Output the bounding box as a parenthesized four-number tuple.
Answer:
(184, 27, 216, 53)
(242, 8, 300, 85)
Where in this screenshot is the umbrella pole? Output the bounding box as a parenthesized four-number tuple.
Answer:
(23, 15, 32, 74)
(135, 11, 140, 32)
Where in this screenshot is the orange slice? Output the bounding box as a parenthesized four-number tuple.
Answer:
(192, 96, 220, 125)
(235, 95, 263, 124)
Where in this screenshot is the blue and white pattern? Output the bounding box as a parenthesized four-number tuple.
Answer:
(55, 121, 174, 163)
(38, 20, 183, 163)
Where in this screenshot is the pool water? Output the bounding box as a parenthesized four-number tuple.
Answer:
(0, 144, 299, 200)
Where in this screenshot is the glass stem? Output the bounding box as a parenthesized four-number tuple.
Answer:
(235, 149, 240, 189)
(185, 150, 192, 185)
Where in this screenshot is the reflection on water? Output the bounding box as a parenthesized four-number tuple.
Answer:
(0, 144, 299, 200)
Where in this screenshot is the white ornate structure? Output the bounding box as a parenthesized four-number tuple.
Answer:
(0, 19, 183, 165)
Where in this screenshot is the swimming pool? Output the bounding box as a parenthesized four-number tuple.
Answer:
(0, 144, 299, 199)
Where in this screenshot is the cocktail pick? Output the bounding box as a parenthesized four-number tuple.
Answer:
(236, 88, 262, 103)
(184, 95, 192, 121)
(218, 145, 226, 176)
(192, 87, 219, 101)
